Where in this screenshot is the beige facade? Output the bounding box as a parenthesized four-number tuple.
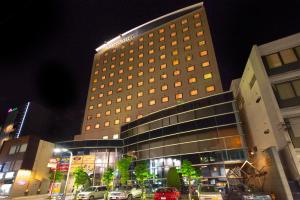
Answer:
(76, 3, 223, 140)
(231, 33, 300, 199)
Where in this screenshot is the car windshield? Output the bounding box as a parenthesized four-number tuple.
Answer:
(115, 186, 132, 191)
(84, 187, 97, 192)
(156, 188, 175, 193)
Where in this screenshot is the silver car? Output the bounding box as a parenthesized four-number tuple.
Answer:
(77, 186, 107, 200)
(109, 186, 142, 200)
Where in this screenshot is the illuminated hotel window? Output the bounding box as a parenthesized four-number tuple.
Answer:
(117, 97, 122, 103)
(126, 95, 132, 100)
(119, 69, 124, 74)
(118, 78, 123, 83)
(129, 57, 134, 62)
(149, 41, 154, 46)
(149, 67, 155, 72)
(206, 85, 215, 92)
(129, 49, 134, 54)
(100, 84, 105, 89)
(127, 84, 133, 90)
(197, 31, 204, 37)
(97, 103, 102, 108)
(161, 85, 168, 91)
(104, 60, 107, 64)
(149, 33, 154, 38)
(199, 40, 206, 46)
(120, 61, 124, 65)
(149, 77, 155, 83)
(129, 41, 134, 46)
(172, 50, 178, 56)
(94, 70, 99, 75)
(173, 70, 181, 76)
(202, 61, 210, 67)
(121, 45, 125, 49)
(186, 55, 192, 61)
(139, 37, 144, 42)
(171, 41, 177, 46)
(160, 63, 167, 69)
(159, 37, 165, 42)
(92, 87, 96, 92)
(175, 93, 183, 99)
(159, 28, 165, 33)
(194, 13, 200, 18)
(160, 54, 166, 60)
(102, 67, 107, 72)
(90, 96, 95, 100)
(195, 22, 201, 28)
(170, 23, 176, 29)
(112, 49, 116, 53)
(137, 114, 143, 119)
(171, 32, 177, 37)
(127, 75, 133, 80)
(190, 89, 198, 96)
(107, 100, 112, 105)
(128, 66, 133, 71)
(200, 51, 208, 57)
(161, 74, 167, 79)
(99, 93, 104, 98)
(85, 126, 91, 131)
(93, 79, 97, 83)
(108, 81, 113, 86)
(204, 72, 212, 79)
(111, 64, 115, 69)
(125, 117, 131, 123)
(149, 88, 155, 94)
(138, 71, 144, 77)
(182, 27, 189, 32)
(111, 56, 116, 61)
(149, 99, 156, 106)
(104, 122, 110, 127)
(187, 66, 195, 72)
(109, 72, 114, 77)
(101, 75, 106, 80)
(138, 81, 144, 87)
(138, 62, 144, 67)
(105, 110, 111, 116)
(96, 63, 100, 67)
(160, 45, 166, 50)
(87, 115, 92, 120)
(149, 49, 154, 54)
(185, 45, 192, 51)
(173, 59, 179, 66)
(120, 53, 125, 57)
(114, 119, 120, 125)
(189, 77, 197, 83)
(149, 58, 155, 63)
(95, 124, 100, 129)
(113, 134, 119, 139)
(138, 53, 144, 58)
(116, 108, 121, 114)
(183, 36, 191, 41)
(137, 102, 143, 108)
(117, 87, 122, 93)
(126, 105, 132, 111)
(162, 96, 169, 103)
(96, 113, 101, 118)
(139, 45, 144, 50)
(181, 19, 188, 24)
(103, 136, 109, 139)
(138, 91, 143, 97)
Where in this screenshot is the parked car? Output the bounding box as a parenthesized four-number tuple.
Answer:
(109, 185, 142, 200)
(77, 186, 107, 200)
(154, 187, 181, 200)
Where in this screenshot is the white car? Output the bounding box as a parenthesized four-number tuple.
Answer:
(109, 186, 142, 200)
(77, 186, 107, 200)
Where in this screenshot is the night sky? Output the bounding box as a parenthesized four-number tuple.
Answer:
(1, 0, 300, 140)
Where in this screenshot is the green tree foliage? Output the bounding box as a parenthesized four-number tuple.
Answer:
(73, 167, 91, 189)
(116, 156, 133, 185)
(177, 160, 201, 200)
(134, 161, 154, 200)
(49, 170, 64, 183)
(167, 167, 181, 190)
(102, 167, 115, 200)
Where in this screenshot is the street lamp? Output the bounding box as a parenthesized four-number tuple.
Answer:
(53, 148, 73, 199)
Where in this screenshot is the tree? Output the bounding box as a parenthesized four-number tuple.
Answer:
(49, 170, 64, 183)
(102, 167, 115, 200)
(134, 162, 154, 200)
(177, 160, 201, 200)
(116, 156, 133, 185)
(73, 167, 91, 190)
(167, 167, 181, 190)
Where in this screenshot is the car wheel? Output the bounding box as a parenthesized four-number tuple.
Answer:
(89, 196, 95, 200)
(127, 194, 133, 200)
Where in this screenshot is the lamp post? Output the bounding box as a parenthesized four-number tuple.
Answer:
(53, 148, 73, 199)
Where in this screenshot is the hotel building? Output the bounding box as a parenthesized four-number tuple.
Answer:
(75, 2, 223, 141)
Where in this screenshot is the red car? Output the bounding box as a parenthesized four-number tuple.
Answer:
(154, 187, 181, 200)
